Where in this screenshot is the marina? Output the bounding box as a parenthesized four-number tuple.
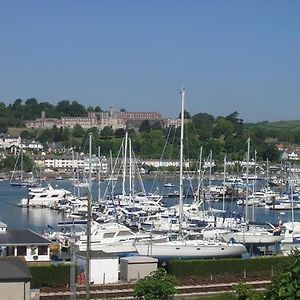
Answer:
(0, 176, 298, 232)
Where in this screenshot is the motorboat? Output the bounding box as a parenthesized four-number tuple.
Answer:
(18, 184, 74, 207)
(74, 221, 168, 255)
(164, 183, 175, 188)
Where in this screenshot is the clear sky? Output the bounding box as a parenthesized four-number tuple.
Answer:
(0, 1, 299, 122)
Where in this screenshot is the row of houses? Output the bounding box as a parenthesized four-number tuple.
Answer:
(0, 135, 43, 151)
(276, 143, 300, 161)
(35, 155, 109, 174)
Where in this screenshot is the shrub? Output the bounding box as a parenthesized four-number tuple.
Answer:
(134, 268, 176, 300)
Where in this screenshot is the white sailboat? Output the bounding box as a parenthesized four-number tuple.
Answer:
(10, 146, 39, 188)
(134, 88, 247, 260)
(203, 138, 284, 248)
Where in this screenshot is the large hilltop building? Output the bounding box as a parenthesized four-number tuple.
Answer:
(25, 107, 171, 130)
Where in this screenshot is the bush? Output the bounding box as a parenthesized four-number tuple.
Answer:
(134, 268, 176, 300)
(167, 256, 292, 278)
(264, 250, 300, 299)
(30, 264, 70, 288)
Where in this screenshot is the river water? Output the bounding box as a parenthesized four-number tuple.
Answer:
(0, 178, 298, 233)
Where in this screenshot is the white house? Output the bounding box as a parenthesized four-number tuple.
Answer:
(141, 159, 190, 168)
(34, 155, 108, 173)
(0, 135, 21, 149)
(0, 222, 51, 262)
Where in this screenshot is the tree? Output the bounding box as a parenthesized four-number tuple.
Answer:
(0, 117, 8, 133)
(24, 98, 40, 120)
(151, 121, 162, 130)
(264, 250, 300, 299)
(100, 126, 114, 139)
(70, 101, 87, 117)
(260, 144, 280, 162)
(120, 108, 127, 112)
(192, 113, 215, 141)
(133, 268, 176, 300)
(178, 110, 191, 119)
(56, 100, 71, 117)
(20, 130, 31, 140)
(94, 106, 102, 112)
(38, 129, 54, 144)
(114, 128, 126, 138)
(226, 111, 244, 136)
(72, 124, 85, 138)
(139, 120, 151, 133)
(233, 282, 258, 300)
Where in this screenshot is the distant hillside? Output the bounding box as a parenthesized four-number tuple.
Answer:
(248, 120, 300, 130)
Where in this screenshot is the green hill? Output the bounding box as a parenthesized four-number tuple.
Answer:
(255, 120, 300, 130)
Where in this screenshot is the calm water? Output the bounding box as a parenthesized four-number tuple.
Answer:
(0, 178, 299, 233)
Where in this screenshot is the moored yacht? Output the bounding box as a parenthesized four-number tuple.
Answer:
(18, 184, 74, 207)
(74, 221, 168, 255)
(134, 238, 247, 260)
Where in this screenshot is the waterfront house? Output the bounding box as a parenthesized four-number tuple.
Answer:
(0, 222, 51, 262)
(0, 257, 32, 300)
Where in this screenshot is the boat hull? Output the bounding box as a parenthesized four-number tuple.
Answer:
(134, 241, 247, 260)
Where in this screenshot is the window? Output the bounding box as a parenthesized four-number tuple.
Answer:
(38, 245, 48, 255)
(17, 246, 27, 256)
(117, 231, 134, 236)
(103, 232, 115, 238)
(7, 246, 15, 256)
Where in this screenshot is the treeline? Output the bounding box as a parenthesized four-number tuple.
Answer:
(18, 112, 280, 162)
(1, 98, 300, 162)
(0, 98, 102, 130)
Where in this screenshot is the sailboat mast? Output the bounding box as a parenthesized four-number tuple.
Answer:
(110, 150, 115, 201)
(76, 152, 80, 197)
(179, 88, 185, 233)
(72, 150, 76, 196)
(122, 132, 128, 197)
(98, 146, 101, 202)
(129, 137, 133, 205)
(223, 155, 227, 212)
(20, 145, 23, 182)
(245, 137, 250, 222)
(252, 150, 257, 222)
(196, 146, 203, 203)
(86, 132, 92, 299)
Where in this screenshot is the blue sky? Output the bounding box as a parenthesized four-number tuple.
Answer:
(0, 1, 299, 122)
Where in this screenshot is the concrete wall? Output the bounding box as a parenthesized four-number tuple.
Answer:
(0, 281, 30, 300)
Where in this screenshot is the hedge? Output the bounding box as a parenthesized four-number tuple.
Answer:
(29, 263, 70, 288)
(167, 256, 293, 277)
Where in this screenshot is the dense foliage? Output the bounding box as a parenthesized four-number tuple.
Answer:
(264, 250, 300, 299)
(1, 98, 101, 127)
(1, 98, 298, 161)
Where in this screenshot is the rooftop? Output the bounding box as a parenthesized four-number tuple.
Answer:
(0, 229, 51, 246)
(0, 257, 31, 281)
